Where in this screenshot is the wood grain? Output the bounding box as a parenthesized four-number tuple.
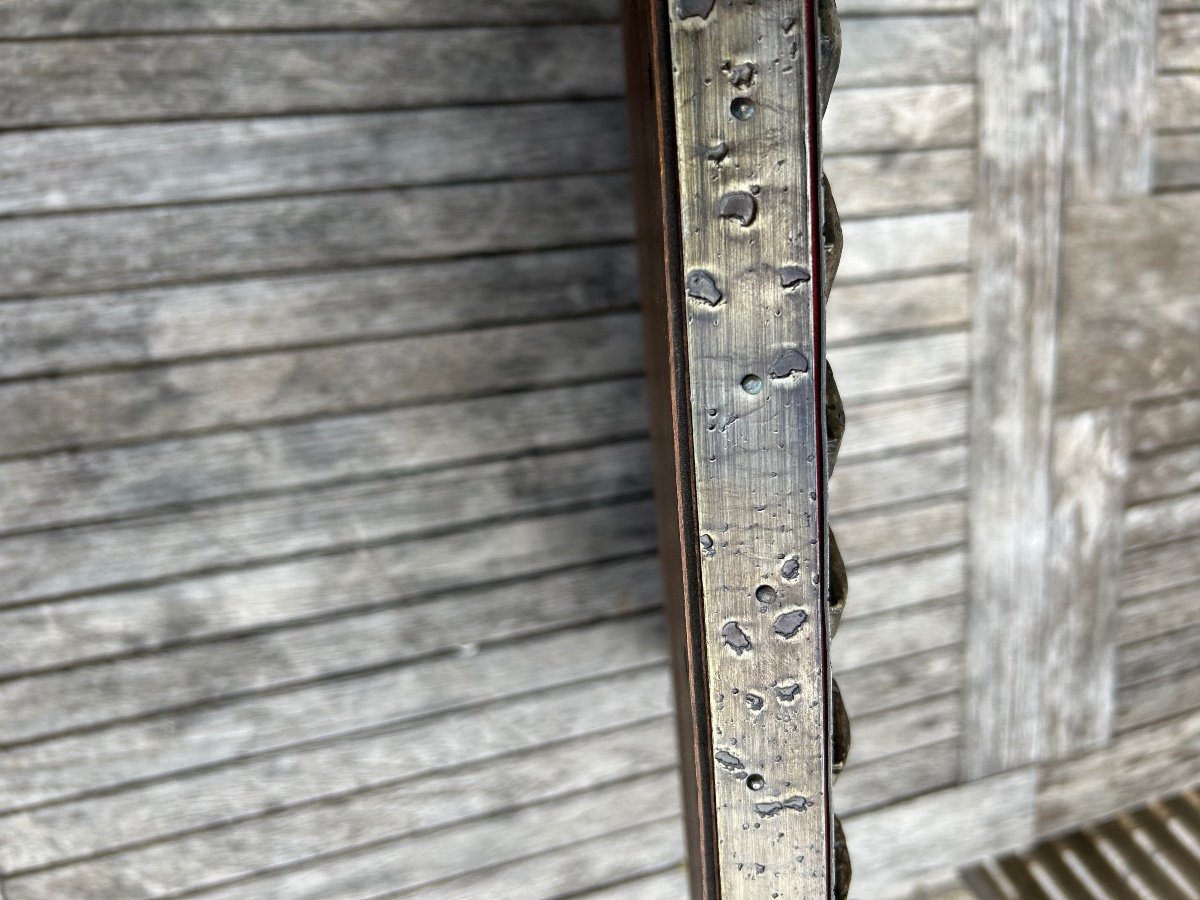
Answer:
(0, 28, 626, 127)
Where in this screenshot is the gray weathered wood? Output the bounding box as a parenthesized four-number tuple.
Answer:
(834, 738, 960, 817)
(1117, 664, 1200, 733)
(1057, 195, 1200, 413)
(0, 245, 637, 380)
(0, 28, 626, 127)
(824, 148, 975, 217)
(0, 173, 634, 300)
(0, 312, 644, 457)
(1125, 490, 1200, 549)
(0, 499, 656, 682)
(1117, 578, 1200, 646)
(1066, 0, 1157, 198)
(837, 15, 976, 86)
(844, 771, 1037, 899)
(1131, 394, 1200, 455)
(1040, 408, 1129, 756)
(826, 272, 970, 344)
(1159, 11, 1200, 71)
(824, 84, 976, 154)
(829, 443, 966, 517)
(837, 647, 964, 718)
(1157, 132, 1200, 189)
(1128, 444, 1200, 504)
(0, 101, 632, 215)
(0, 0, 620, 35)
(843, 549, 965, 620)
(834, 497, 965, 567)
(1118, 622, 1200, 687)
(838, 211, 970, 281)
(1158, 74, 1200, 130)
(1036, 707, 1200, 835)
(0, 717, 678, 878)
(1121, 534, 1200, 600)
(846, 389, 968, 457)
(833, 597, 964, 672)
(966, 0, 1071, 777)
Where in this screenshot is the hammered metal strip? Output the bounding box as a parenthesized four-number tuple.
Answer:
(666, 2, 836, 895)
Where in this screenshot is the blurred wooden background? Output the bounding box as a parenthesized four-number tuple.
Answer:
(0, 1, 1195, 897)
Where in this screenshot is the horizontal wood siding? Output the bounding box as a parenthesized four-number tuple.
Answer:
(0, 7, 978, 898)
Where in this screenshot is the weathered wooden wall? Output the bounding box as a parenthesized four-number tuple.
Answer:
(0, 1, 1194, 898)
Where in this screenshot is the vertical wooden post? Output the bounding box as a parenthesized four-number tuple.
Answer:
(622, 2, 846, 897)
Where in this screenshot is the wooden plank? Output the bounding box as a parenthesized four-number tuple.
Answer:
(1117, 579, 1200, 646)
(826, 272, 970, 344)
(0, 616, 670, 810)
(385, 818, 686, 900)
(966, 0, 1071, 778)
(1158, 75, 1200, 131)
(1066, 0, 1157, 198)
(840, 0, 976, 9)
(832, 597, 964, 672)
(845, 389, 968, 458)
(825, 148, 974, 218)
(0, 312, 645, 458)
(0, 173, 634, 300)
(172, 772, 681, 899)
(583, 866, 691, 899)
(1117, 666, 1200, 733)
(0, 378, 648, 535)
(1036, 707, 1200, 835)
(823, 84, 976, 154)
(0, 440, 650, 610)
(0, 499, 659, 681)
(833, 738, 960, 817)
(0, 555, 666, 743)
(844, 771, 1037, 899)
(0, 667, 673, 829)
(1125, 491, 1200, 550)
(837, 210, 971, 282)
(829, 443, 966, 517)
(0, 101, 632, 215)
(1156, 132, 1200, 190)
(1121, 534, 1200, 600)
(846, 694, 961, 765)
(1039, 409, 1128, 756)
(831, 331, 968, 402)
(0, 28, 625, 128)
(837, 16, 976, 87)
(1131, 394, 1200, 455)
(1118, 623, 1200, 687)
(836, 646, 964, 718)
(0, 717, 678, 879)
(0, 245, 638, 381)
(1128, 444, 1200, 504)
(1057, 195, 1200, 413)
(834, 497, 965, 567)
(844, 548, 965, 620)
(1159, 12, 1200, 71)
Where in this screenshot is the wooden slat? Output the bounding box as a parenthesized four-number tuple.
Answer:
(1125, 490, 1200, 550)
(0, 499, 658, 681)
(830, 443, 966, 517)
(838, 210, 971, 281)
(1121, 534, 1200, 599)
(1131, 394, 1200, 455)
(1129, 444, 1200, 504)
(1036, 707, 1200, 835)
(1118, 666, 1200, 733)
(836, 646, 964, 718)
(826, 272, 970, 344)
(0, 101, 632, 215)
(0, 378, 648, 535)
(0, 173, 634, 300)
(832, 597, 964, 672)
(0, 312, 644, 458)
(174, 773, 680, 900)
(0, 439, 650, 610)
(1058, 195, 1200, 413)
(831, 330, 968, 401)
(844, 548, 966, 620)
(1159, 12, 1200, 71)
(0, 717, 678, 879)
(1156, 132, 1200, 190)
(825, 148, 974, 218)
(1118, 623, 1200, 687)
(845, 389, 969, 457)
(845, 771, 1037, 899)
(837, 16, 976, 87)
(0, 556, 665, 744)
(846, 694, 961, 764)
(0, 28, 625, 128)
(1158, 74, 1200, 131)
(824, 84, 976, 154)
(834, 497, 965, 567)
(581, 865, 690, 899)
(1117, 579, 1200, 647)
(0, 616, 669, 810)
(0, 245, 637, 381)
(833, 738, 960, 817)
